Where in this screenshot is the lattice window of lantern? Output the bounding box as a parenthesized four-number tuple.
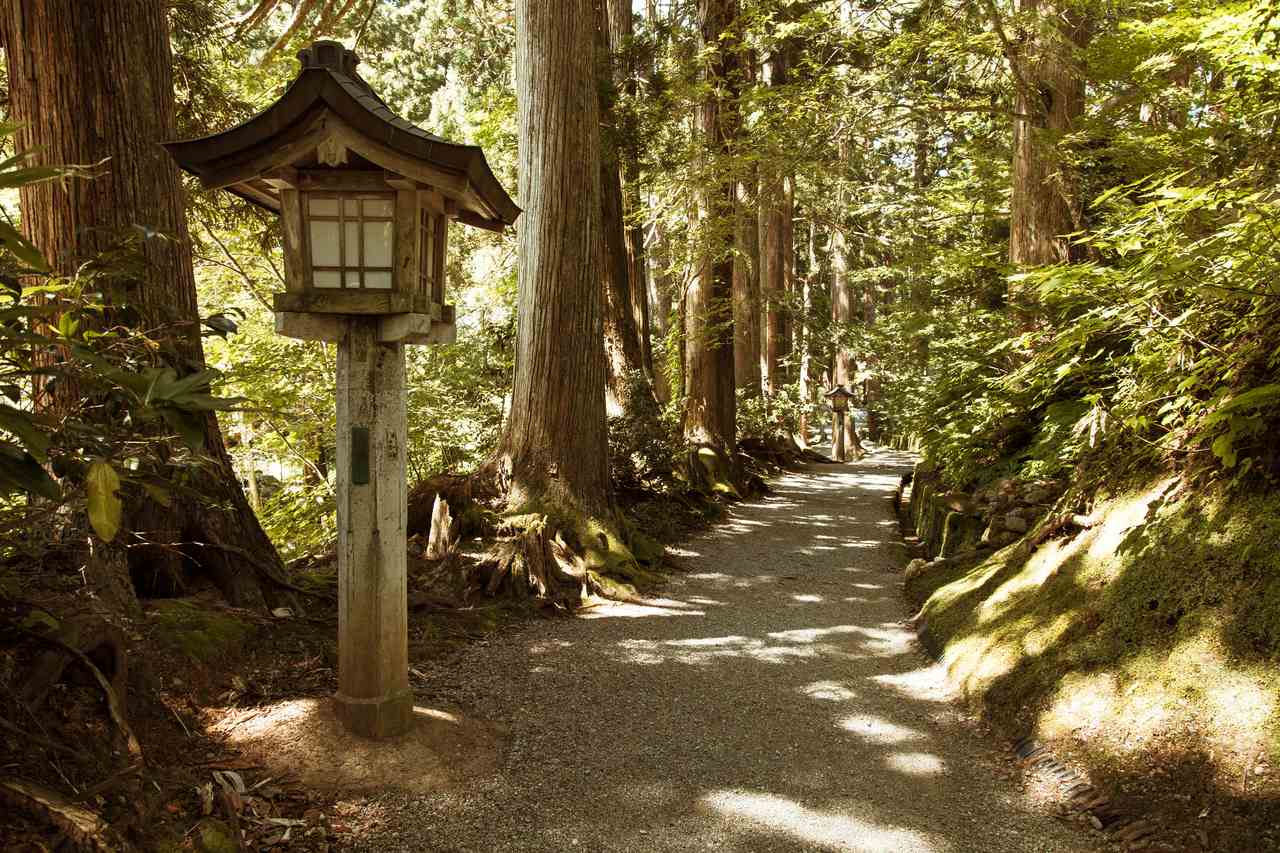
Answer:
(418, 208, 435, 299)
(305, 193, 396, 290)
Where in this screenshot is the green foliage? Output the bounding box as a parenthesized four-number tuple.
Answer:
(737, 383, 809, 442)
(828, 0, 1280, 493)
(609, 405, 680, 495)
(0, 130, 244, 559)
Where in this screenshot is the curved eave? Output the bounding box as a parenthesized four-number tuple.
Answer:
(164, 68, 519, 229)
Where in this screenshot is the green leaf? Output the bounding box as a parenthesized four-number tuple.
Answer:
(0, 442, 59, 500)
(160, 408, 207, 450)
(1201, 383, 1280, 430)
(141, 481, 172, 508)
(86, 460, 122, 542)
(1211, 432, 1237, 469)
(0, 404, 49, 460)
(0, 220, 49, 272)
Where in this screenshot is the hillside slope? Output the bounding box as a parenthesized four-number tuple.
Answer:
(902, 473, 1280, 850)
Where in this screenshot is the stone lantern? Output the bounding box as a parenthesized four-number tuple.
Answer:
(825, 386, 856, 463)
(165, 41, 519, 738)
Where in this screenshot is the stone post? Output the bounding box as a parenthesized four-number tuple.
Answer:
(834, 410, 846, 462)
(333, 318, 413, 738)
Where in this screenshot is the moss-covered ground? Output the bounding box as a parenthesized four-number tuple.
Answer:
(147, 598, 255, 664)
(906, 478, 1280, 849)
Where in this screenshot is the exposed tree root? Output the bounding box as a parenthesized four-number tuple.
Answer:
(471, 506, 666, 608)
(471, 516, 600, 608)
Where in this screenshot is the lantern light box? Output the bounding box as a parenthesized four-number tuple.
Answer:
(165, 40, 519, 343)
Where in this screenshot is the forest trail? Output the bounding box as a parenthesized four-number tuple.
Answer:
(351, 449, 1092, 852)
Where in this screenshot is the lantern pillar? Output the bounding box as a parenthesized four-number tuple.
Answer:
(333, 317, 413, 738)
(833, 409, 847, 463)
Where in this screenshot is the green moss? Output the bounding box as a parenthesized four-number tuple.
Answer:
(194, 819, 239, 853)
(910, 476, 1280, 787)
(940, 510, 984, 557)
(629, 530, 665, 566)
(580, 518, 658, 585)
(458, 504, 499, 539)
(294, 567, 336, 594)
(149, 600, 253, 664)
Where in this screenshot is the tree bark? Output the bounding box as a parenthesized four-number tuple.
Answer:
(796, 217, 815, 448)
(505, 0, 614, 518)
(1008, 0, 1092, 288)
(733, 162, 762, 396)
(2, 0, 290, 610)
(829, 202, 864, 457)
(682, 0, 739, 451)
(598, 1, 659, 422)
(760, 166, 789, 394)
(606, 0, 654, 381)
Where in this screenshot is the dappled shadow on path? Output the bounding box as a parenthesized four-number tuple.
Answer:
(346, 448, 1090, 853)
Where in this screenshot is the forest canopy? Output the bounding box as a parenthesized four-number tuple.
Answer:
(0, 0, 1277, 617)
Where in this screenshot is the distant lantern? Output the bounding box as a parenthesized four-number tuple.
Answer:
(165, 42, 518, 740)
(825, 386, 855, 462)
(825, 385, 854, 413)
(165, 40, 519, 345)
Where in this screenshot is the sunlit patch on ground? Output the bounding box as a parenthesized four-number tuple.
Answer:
(838, 713, 927, 744)
(871, 663, 956, 703)
(208, 698, 502, 792)
(579, 597, 707, 620)
(885, 751, 947, 776)
(701, 790, 948, 852)
(800, 680, 859, 701)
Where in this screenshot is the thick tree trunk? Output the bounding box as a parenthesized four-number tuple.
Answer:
(682, 0, 739, 451)
(1008, 0, 1091, 288)
(3, 0, 290, 609)
(506, 0, 614, 519)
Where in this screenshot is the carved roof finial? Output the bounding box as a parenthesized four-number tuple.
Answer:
(297, 40, 360, 78)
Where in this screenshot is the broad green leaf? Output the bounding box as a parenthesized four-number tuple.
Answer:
(0, 404, 50, 460)
(86, 460, 122, 542)
(0, 442, 59, 500)
(0, 220, 49, 272)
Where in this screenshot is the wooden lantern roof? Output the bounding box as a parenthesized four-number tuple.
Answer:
(825, 386, 855, 399)
(164, 41, 519, 232)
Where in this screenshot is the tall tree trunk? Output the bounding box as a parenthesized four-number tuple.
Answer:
(506, 0, 614, 518)
(683, 0, 739, 451)
(780, 173, 795, 373)
(733, 162, 762, 395)
(606, 0, 654, 381)
(732, 47, 761, 397)
(598, 1, 659, 421)
(760, 169, 789, 394)
(1008, 0, 1092, 301)
(648, 218, 677, 405)
(3, 0, 290, 610)
(796, 218, 815, 448)
(830, 198, 864, 457)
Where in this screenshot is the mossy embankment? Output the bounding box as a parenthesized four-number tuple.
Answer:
(901, 472, 1280, 849)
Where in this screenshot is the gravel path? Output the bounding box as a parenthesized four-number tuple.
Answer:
(347, 449, 1094, 853)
